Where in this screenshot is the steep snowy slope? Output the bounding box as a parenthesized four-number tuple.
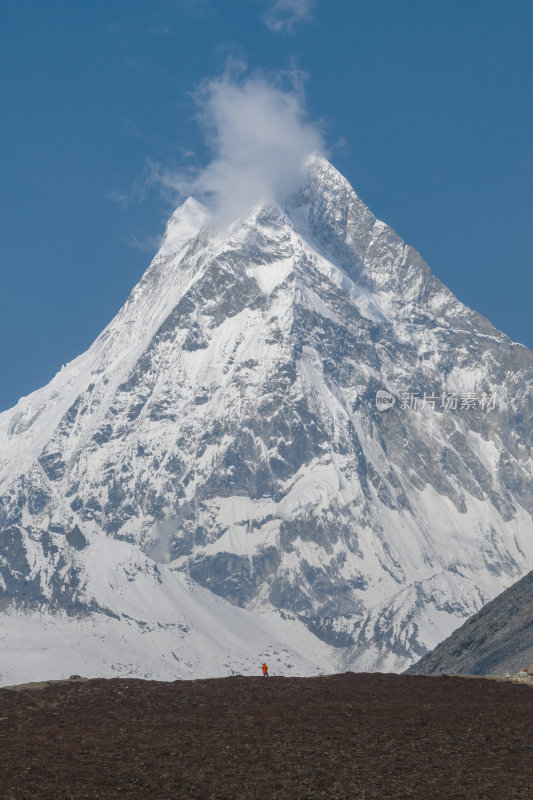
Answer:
(1, 155, 532, 675)
(0, 529, 334, 686)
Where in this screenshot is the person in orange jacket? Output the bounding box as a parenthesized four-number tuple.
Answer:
(262, 662, 269, 677)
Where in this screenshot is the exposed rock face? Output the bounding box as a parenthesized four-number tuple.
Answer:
(0, 156, 532, 672)
(406, 569, 533, 676)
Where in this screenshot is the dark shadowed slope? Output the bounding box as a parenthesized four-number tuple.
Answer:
(0, 673, 532, 800)
(407, 569, 533, 676)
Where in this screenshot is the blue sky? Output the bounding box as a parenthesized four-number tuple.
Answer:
(1, 0, 532, 411)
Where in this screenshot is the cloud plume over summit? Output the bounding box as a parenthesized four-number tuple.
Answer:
(168, 71, 325, 225)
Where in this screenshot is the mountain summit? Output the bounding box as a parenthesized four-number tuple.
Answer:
(1, 156, 532, 678)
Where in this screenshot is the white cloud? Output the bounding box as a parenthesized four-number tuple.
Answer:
(166, 69, 325, 225)
(264, 0, 313, 33)
(127, 232, 163, 253)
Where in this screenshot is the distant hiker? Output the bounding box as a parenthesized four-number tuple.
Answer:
(262, 662, 269, 677)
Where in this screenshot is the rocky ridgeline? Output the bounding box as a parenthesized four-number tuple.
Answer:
(407, 569, 533, 676)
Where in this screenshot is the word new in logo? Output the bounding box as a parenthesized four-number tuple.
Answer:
(375, 390, 396, 412)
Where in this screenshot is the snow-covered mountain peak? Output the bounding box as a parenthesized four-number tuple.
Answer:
(301, 152, 354, 194)
(0, 156, 532, 680)
(159, 196, 211, 257)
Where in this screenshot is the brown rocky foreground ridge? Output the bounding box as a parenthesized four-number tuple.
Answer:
(1, 672, 532, 799)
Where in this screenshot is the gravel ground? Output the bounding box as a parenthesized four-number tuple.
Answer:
(0, 672, 531, 799)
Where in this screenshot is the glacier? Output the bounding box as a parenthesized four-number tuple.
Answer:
(1, 155, 532, 682)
